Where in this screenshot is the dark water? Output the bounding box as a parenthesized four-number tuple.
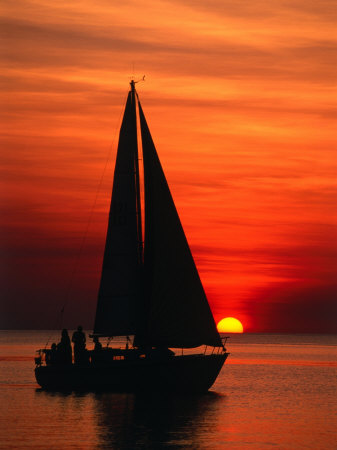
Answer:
(0, 332, 336, 449)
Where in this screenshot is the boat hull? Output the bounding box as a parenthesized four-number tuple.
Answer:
(35, 353, 228, 393)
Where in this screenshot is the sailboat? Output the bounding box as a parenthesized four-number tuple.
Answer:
(35, 80, 229, 392)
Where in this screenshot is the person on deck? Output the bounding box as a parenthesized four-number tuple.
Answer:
(72, 325, 86, 364)
(57, 329, 72, 364)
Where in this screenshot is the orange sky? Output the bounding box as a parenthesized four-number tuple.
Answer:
(1, 0, 336, 332)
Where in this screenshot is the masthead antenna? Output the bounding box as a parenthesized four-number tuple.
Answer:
(130, 75, 145, 90)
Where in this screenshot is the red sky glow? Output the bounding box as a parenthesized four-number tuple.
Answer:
(1, 0, 336, 332)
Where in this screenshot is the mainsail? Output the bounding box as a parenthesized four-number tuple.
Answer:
(94, 89, 142, 336)
(94, 82, 222, 348)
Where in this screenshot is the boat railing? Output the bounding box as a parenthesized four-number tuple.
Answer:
(35, 342, 228, 368)
(221, 336, 229, 352)
(35, 349, 45, 366)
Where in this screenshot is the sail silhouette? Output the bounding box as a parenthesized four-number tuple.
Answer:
(94, 84, 221, 348)
(35, 81, 228, 392)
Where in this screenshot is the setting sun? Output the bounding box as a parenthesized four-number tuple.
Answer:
(217, 317, 244, 333)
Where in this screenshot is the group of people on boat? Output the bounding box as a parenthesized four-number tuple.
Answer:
(43, 326, 176, 366)
(45, 326, 95, 365)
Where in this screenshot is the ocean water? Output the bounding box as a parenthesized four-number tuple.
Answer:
(0, 332, 336, 449)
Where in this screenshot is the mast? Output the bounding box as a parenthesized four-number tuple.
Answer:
(131, 80, 143, 264)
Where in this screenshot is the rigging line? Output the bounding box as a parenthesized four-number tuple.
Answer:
(53, 92, 128, 336)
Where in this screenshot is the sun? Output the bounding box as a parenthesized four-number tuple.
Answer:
(217, 317, 244, 333)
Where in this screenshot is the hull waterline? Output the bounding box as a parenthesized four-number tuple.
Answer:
(35, 353, 228, 393)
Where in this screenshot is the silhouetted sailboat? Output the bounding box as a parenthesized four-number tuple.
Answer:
(35, 81, 229, 392)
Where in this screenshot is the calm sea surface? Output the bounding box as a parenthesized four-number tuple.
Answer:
(0, 331, 336, 449)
